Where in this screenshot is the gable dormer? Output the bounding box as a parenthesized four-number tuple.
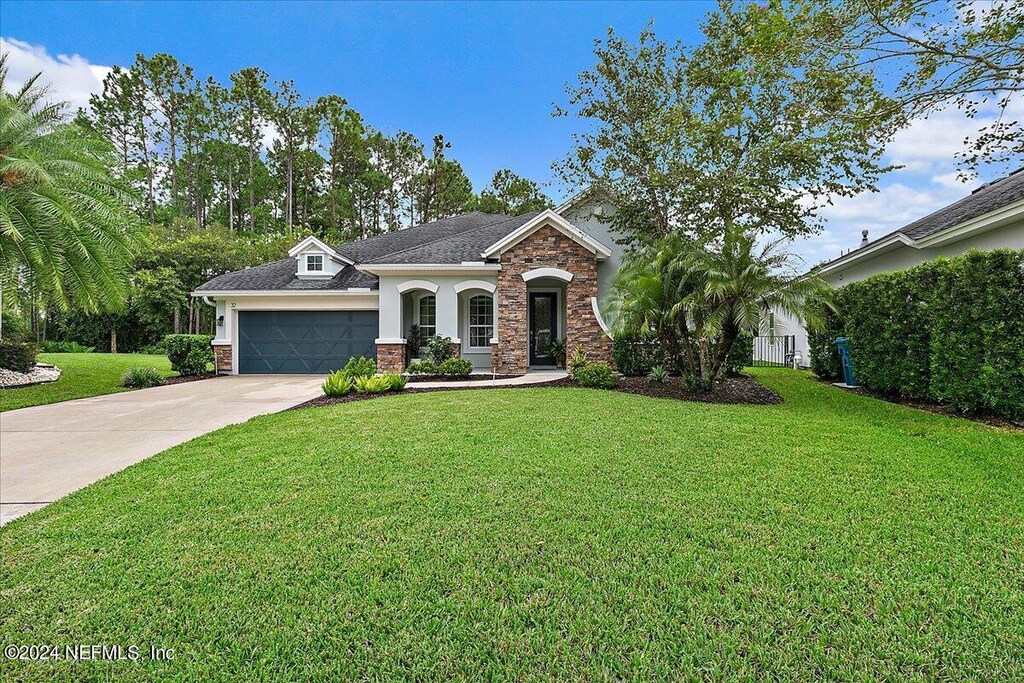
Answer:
(288, 236, 354, 279)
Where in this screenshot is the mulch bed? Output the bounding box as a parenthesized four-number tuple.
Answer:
(293, 373, 781, 410)
(161, 372, 218, 386)
(826, 380, 1024, 431)
(615, 374, 783, 405)
(406, 373, 521, 383)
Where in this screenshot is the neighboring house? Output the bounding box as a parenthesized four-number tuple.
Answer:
(193, 198, 623, 375)
(776, 167, 1024, 366)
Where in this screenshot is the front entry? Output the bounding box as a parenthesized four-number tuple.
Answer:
(528, 292, 557, 366)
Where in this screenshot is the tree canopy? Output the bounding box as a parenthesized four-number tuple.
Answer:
(556, 2, 902, 246)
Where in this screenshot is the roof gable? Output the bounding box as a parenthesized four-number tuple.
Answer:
(287, 235, 353, 264)
(481, 210, 612, 260)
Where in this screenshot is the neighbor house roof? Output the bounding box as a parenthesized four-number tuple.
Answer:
(817, 167, 1024, 274)
(194, 211, 539, 293)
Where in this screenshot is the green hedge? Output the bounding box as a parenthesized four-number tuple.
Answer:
(611, 332, 665, 376)
(165, 334, 214, 376)
(808, 249, 1024, 419)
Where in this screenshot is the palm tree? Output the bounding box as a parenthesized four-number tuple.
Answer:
(676, 224, 831, 387)
(0, 55, 139, 324)
(611, 224, 831, 390)
(609, 233, 698, 373)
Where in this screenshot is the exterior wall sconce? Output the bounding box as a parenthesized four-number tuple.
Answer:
(217, 315, 224, 327)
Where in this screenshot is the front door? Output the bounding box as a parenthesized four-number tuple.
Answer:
(529, 292, 557, 366)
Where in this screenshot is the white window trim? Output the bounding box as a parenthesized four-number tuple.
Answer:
(305, 253, 324, 272)
(414, 292, 437, 339)
(463, 292, 495, 352)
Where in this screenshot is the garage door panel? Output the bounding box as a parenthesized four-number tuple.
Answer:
(238, 310, 379, 374)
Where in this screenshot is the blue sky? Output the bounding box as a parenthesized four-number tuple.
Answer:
(1, 0, 1014, 265)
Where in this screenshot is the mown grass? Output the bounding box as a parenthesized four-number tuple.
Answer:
(1, 370, 1021, 681)
(0, 353, 174, 412)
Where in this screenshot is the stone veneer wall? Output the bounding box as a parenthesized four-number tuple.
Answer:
(213, 344, 232, 373)
(376, 342, 406, 373)
(494, 224, 612, 375)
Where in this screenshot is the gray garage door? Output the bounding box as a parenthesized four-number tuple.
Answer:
(238, 310, 378, 374)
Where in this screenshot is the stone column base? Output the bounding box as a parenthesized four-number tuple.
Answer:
(376, 342, 406, 373)
(212, 343, 232, 373)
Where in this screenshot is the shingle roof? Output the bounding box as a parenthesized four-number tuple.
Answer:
(195, 211, 531, 292)
(196, 259, 378, 292)
(898, 167, 1024, 240)
(365, 211, 542, 264)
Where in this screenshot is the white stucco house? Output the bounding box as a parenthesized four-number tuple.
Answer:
(777, 167, 1024, 366)
(193, 192, 622, 375)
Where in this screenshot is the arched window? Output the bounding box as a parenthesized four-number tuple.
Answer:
(468, 295, 493, 348)
(417, 295, 436, 337)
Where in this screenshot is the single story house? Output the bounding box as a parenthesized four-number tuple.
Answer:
(193, 193, 623, 375)
(777, 166, 1024, 365)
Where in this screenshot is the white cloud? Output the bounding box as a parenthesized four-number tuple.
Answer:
(790, 92, 1022, 267)
(1, 37, 112, 113)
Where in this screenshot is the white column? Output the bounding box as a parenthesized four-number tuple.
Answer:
(376, 276, 405, 341)
(436, 282, 460, 342)
(491, 292, 498, 344)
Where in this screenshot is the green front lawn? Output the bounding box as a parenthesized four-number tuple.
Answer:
(0, 353, 174, 412)
(1, 370, 1021, 681)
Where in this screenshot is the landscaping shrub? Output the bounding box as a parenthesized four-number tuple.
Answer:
(0, 341, 37, 373)
(567, 344, 589, 378)
(425, 335, 456, 364)
(164, 334, 214, 376)
(406, 360, 437, 374)
(39, 340, 95, 353)
(439, 357, 473, 377)
(341, 356, 376, 378)
(612, 332, 665, 376)
(121, 367, 163, 388)
(807, 249, 1024, 419)
(322, 370, 354, 397)
(382, 372, 408, 391)
(1, 310, 29, 342)
(724, 333, 754, 376)
(648, 365, 668, 383)
(354, 375, 391, 394)
(574, 362, 618, 389)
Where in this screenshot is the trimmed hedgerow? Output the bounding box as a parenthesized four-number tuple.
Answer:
(842, 261, 941, 399)
(807, 249, 1024, 419)
(928, 249, 1024, 418)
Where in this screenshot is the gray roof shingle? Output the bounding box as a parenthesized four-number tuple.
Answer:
(899, 167, 1024, 240)
(365, 211, 541, 264)
(195, 211, 535, 292)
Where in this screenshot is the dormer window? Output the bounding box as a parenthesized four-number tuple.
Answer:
(305, 253, 324, 272)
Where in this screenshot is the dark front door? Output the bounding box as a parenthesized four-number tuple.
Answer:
(529, 293, 557, 366)
(238, 310, 378, 374)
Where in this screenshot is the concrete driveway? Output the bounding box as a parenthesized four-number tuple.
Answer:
(0, 375, 323, 525)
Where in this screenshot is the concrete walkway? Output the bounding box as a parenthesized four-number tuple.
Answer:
(410, 369, 568, 389)
(0, 375, 323, 525)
